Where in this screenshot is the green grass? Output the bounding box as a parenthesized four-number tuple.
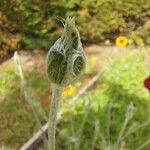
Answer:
(59, 50, 150, 150)
(0, 49, 150, 149)
(0, 67, 49, 149)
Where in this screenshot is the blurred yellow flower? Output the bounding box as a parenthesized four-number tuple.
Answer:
(62, 85, 75, 97)
(116, 36, 128, 47)
(79, 8, 90, 18)
(90, 57, 97, 65)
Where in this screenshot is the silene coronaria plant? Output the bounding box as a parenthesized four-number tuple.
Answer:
(46, 17, 86, 150)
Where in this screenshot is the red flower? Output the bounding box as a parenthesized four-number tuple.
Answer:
(144, 76, 150, 91)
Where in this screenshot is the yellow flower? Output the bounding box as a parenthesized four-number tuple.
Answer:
(116, 36, 128, 47)
(90, 57, 97, 65)
(62, 85, 75, 97)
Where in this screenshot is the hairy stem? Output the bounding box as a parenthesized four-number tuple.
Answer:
(48, 85, 61, 150)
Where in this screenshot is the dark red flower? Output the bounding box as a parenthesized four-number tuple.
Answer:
(144, 76, 150, 91)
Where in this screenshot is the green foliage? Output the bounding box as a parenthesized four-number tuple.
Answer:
(0, 65, 21, 102)
(129, 21, 150, 46)
(0, 69, 36, 148)
(0, 50, 150, 149)
(59, 51, 150, 150)
(0, 0, 150, 50)
(0, 68, 49, 149)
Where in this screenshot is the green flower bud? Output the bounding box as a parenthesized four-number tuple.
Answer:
(46, 17, 86, 86)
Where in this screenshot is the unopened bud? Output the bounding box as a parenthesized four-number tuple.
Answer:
(46, 17, 86, 86)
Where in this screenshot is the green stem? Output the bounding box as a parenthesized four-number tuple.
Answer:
(48, 85, 61, 150)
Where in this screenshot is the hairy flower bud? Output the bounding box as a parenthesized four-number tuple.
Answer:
(46, 17, 86, 86)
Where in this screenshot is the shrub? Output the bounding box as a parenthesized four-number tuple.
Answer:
(0, 0, 149, 52)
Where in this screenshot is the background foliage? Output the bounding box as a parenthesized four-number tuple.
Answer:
(0, 0, 150, 56)
(0, 50, 150, 149)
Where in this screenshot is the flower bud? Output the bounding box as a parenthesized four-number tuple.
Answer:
(144, 76, 150, 91)
(46, 17, 86, 86)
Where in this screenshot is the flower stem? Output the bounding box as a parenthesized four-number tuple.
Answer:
(48, 85, 61, 150)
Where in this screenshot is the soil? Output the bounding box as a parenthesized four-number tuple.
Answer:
(0, 45, 105, 73)
(1, 45, 150, 75)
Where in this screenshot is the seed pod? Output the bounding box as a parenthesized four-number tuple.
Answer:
(46, 17, 86, 86)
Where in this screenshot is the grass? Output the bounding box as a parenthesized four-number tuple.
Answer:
(0, 48, 150, 149)
(0, 66, 49, 149)
(59, 50, 150, 150)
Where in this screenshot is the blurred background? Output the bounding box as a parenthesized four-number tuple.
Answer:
(0, 0, 150, 150)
